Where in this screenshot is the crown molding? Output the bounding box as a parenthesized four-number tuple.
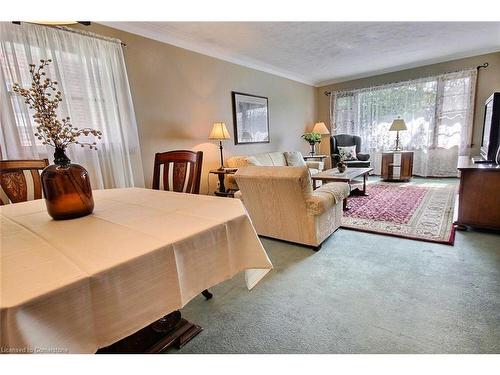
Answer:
(99, 22, 316, 86)
(101, 22, 500, 88)
(315, 47, 500, 87)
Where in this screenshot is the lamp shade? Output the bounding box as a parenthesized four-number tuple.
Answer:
(389, 118, 407, 131)
(209, 122, 230, 140)
(312, 122, 330, 135)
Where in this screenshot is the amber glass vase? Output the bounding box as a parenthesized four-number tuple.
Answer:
(41, 147, 94, 220)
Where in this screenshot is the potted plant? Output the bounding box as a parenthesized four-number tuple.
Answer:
(301, 132, 322, 155)
(13, 59, 102, 220)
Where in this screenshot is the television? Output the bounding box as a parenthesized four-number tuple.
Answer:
(480, 92, 500, 163)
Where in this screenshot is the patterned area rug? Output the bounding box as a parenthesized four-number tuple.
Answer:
(341, 181, 457, 245)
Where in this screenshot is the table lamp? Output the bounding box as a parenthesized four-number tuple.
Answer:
(209, 122, 231, 170)
(389, 117, 407, 151)
(311, 122, 330, 155)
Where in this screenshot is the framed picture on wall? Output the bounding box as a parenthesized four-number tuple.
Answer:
(231, 91, 270, 144)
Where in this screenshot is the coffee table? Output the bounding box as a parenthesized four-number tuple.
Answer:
(311, 167, 373, 209)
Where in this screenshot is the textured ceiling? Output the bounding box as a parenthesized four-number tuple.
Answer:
(102, 22, 500, 86)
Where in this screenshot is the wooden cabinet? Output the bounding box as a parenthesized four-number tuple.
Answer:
(455, 156, 500, 230)
(381, 151, 413, 181)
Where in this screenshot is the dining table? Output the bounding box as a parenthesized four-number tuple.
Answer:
(0, 187, 273, 353)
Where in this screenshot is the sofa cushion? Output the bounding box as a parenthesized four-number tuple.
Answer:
(284, 151, 307, 167)
(226, 152, 322, 192)
(268, 152, 287, 166)
(245, 156, 263, 166)
(226, 155, 263, 168)
(338, 145, 357, 161)
(252, 153, 273, 166)
(226, 156, 250, 168)
(228, 152, 287, 168)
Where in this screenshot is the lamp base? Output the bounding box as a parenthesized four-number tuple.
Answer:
(393, 131, 403, 152)
(218, 141, 225, 171)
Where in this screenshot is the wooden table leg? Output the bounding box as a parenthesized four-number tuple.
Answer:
(201, 289, 213, 299)
(350, 173, 369, 197)
(96, 310, 202, 353)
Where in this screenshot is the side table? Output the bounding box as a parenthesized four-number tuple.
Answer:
(209, 168, 237, 197)
(381, 151, 413, 181)
(303, 154, 328, 163)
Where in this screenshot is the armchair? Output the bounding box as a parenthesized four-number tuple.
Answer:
(330, 134, 371, 168)
(234, 166, 349, 249)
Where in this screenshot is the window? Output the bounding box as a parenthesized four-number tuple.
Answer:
(435, 76, 473, 149)
(332, 69, 476, 177)
(3, 42, 114, 148)
(1, 22, 144, 188)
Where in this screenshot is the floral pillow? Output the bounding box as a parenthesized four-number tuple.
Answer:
(338, 145, 358, 161)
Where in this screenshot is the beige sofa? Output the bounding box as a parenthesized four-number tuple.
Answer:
(225, 151, 324, 191)
(234, 166, 349, 248)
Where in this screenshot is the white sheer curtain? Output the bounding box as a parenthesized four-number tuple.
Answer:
(0, 22, 144, 188)
(331, 69, 477, 177)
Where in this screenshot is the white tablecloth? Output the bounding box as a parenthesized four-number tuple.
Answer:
(0, 188, 272, 353)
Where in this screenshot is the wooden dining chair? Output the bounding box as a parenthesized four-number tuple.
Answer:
(152, 150, 203, 194)
(152, 150, 212, 299)
(0, 159, 49, 205)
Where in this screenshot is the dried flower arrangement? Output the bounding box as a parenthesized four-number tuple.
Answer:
(12, 59, 102, 157)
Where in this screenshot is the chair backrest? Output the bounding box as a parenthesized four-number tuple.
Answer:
(330, 134, 362, 155)
(0, 159, 49, 205)
(152, 150, 203, 194)
(234, 166, 312, 240)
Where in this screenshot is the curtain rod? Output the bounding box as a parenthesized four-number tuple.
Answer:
(56, 26, 127, 47)
(324, 63, 488, 96)
(11, 22, 127, 47)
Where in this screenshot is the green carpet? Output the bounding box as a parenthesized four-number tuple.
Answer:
(172, 179, 499, 354)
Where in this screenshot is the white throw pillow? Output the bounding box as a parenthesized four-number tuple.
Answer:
(338, 145, 357, 161)
(244, 156, 263, 166)
(284, 151, 307, 167)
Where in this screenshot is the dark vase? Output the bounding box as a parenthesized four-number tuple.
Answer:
(41, 147, 94, 220)
(309, 142, 317, 156)
(337, 162, 347, 173)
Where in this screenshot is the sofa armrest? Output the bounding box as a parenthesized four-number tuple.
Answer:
(357, 153, 370, 161)
(225, 175, 239, 191)
(305, 160, 324, 171)
(305, 182, 350, 215)
(234, 190, 243, 201)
